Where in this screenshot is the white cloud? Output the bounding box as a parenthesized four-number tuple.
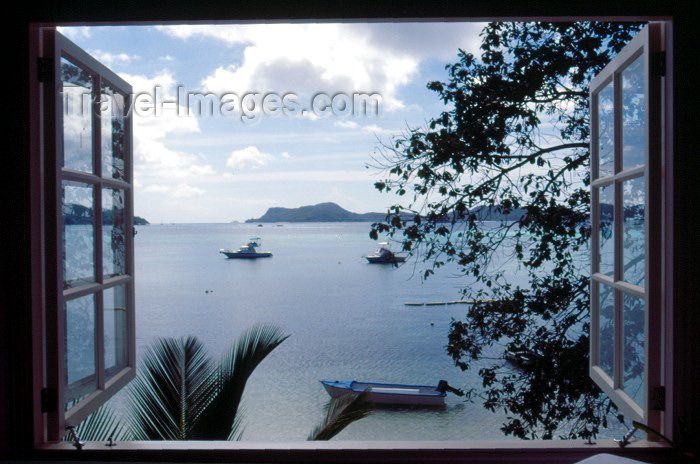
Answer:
(226, 146, 274, 169)
(143, 185, 171, 193)
(361, 124, 392, 134)
(281, 151, 290, 158)
(157, 23, 484, 114)
(117, 71, 215, 196)
(142, 183, 205, 198)
(173, 184, 205, 198)
(158, 24, 443, 111)
(222, 169, 372, 183)
(334, 120, 359, 129)
(57, 26, 91, 39)
(300, 110, 320, 121)
(88, 50, 140, 67)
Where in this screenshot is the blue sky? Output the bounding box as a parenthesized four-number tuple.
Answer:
(59, 23, 485, 223)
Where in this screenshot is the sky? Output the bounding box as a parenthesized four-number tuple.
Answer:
(59, 23, 486, 223)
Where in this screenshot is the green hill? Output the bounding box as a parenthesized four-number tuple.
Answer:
(245, 202, 389, 223)
(245, 202, 527, 223)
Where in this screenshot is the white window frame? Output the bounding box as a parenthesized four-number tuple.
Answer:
(589, 23, 663, 429)
(40, 28, 136, 441)
(25, 19, 677, 462)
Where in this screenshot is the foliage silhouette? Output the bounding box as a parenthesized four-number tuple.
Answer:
(370, 21, 645, 439)
(73, 324, 372, 441)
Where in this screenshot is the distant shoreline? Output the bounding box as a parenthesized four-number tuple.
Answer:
(244, 202, 526, 224)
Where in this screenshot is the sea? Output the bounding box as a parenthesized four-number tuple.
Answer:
(99, 222, 620, 441)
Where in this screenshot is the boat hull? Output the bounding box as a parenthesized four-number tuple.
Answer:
(220, 251, 272, 259)
(365, 255, 406, 264)
(321, 380, 445, 406)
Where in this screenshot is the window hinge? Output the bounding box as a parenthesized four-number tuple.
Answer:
(654, 51, 666, 77)
(41, 387, 57, 413)
(37, 57, 53, 83)
(651, 386, 665, 410)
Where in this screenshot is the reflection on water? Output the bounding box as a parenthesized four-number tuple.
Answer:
(623, 177, 645, 288)
(623, 294, 645, 407)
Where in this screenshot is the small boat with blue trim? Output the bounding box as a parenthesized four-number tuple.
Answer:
(320, 379, 463, 406)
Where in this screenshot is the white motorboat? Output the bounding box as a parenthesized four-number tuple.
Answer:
(220, 238, 272, 259)
(365, 242, 406, 264)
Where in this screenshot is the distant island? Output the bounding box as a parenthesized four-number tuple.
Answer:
(63, 203, 150, 225)
(469, 205, 527, 222)
(246, 202, 389, 223)
(245, 202, 527, 223)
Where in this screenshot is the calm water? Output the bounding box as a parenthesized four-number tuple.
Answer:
(104, 222, 619, 441)
(126, 222, 517, 441)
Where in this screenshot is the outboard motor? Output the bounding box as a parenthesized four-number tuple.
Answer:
(436, 380, 464, 396)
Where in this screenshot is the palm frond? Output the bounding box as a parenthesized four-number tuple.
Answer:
(127, 336, 215, 440)
(307, 392, 373, 441)
(65, 403, 125, 442)
(191, 324, 289, 440)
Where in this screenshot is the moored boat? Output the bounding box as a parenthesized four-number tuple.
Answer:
(365, 242, 406, 264)
(220, 238, 272, 259)
(504, 347, 539, 368)
(320, 379, 462, 406)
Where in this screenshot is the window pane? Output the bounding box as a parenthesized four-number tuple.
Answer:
(101, 85, 126, 180)
(623, 293, 645, 407)
(598, 183, 614, 277)
(598, 283, 615, 378)
(103, 188, 127, 278)
(63, 181, 95, 288)
(597, 82, 614, 178)
(623, 176, 645, 287)
(65, 294, 97, 404)
(61, 58, 93, 173)
(104, 285, 128, 378)
(622, 55, 645, 171)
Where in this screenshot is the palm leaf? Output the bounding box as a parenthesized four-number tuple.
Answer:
(126, 336, 216, 440)
(307, 392, 373, 441)
(64, 402, 125, 442)
(191, 324, 289, 440)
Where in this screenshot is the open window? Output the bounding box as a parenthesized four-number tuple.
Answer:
(22, 19, 681, 462)
(589, 23, 663, 429)
(41, 29, 136, 440)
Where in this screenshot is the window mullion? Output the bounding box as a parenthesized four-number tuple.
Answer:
(591, 166, 645, 188)
(613, 69, 624, 391)
(101, 177, 131, 191)
(124, 91, 137, 370)
(93, 74, 105, 391)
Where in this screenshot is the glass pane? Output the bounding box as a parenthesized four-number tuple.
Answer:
(101, 85, 126, 180)
(623, 293, 645, 407)
(598, 183, 614, 277)
(622, 55, 645, 171)
(597, 82, 614, 178)
(65, 294, 97, 404)
(623, 176, 645, 287)
(104, 285, 128, 378)
(63, 182, 95, 288)
(62, 58, 93, 173)
(598, 283, 615, 378)
(103, 188, 127, 278)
